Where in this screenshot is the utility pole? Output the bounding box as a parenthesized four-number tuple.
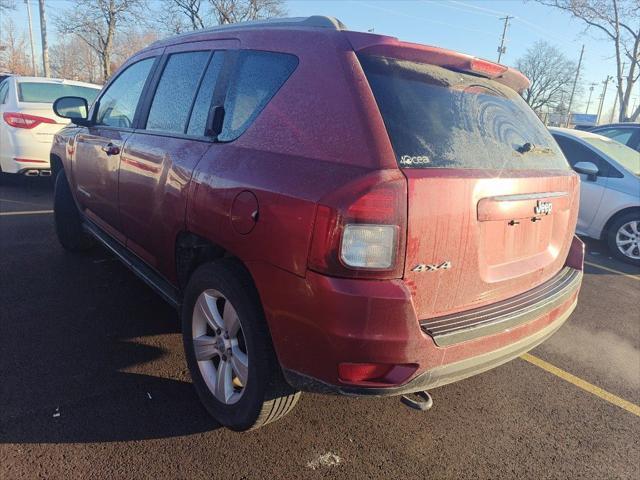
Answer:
(565, 44, 584, 127)
(497, 16, 513, 63)
(585, 83, 597, 114)
(38, 0, 50, 77)
(596, 75, 612, 125)
(24, 0, 37, 76)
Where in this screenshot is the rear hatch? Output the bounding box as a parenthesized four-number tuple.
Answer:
(358, 54, 579, 320)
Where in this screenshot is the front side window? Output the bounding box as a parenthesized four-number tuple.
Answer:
(218, 50, 298, 142)
(359, 55, 569, 170)
(146, 51, 211, 133)
(96, 58, 155, 128)
(553, 135, 618, 177)
(583, 137, 640, 176)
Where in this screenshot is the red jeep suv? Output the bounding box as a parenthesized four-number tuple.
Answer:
(50, 16, 584, 431)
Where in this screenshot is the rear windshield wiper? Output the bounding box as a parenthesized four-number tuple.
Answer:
(517, 142, 553, 155)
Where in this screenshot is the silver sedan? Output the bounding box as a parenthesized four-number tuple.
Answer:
(551, 127, 640, 265)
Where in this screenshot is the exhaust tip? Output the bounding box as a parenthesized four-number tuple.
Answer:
(24, 169, 39, 177)
(40, 170, 52, 177)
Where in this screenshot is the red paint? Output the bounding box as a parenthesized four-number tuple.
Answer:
(54, 23, 582, 394)
(14, 158, 48, 163)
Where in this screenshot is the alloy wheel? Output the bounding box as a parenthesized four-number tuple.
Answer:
(192, 289, 249, 405)
(615, 220, 640, 261)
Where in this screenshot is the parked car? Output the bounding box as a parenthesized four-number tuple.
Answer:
(550, 127, 640, 265)
(589, 123, 640, 152)
(50, 16, 584, 431)
(0, 72, 12, 83)
(0, 76, 100, 177)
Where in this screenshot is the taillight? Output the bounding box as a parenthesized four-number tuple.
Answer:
(308, 170, 407, 279)
(3, 112, 57, 129)
(468, 58, 508, 78)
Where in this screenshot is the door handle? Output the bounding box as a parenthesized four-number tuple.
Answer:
(101, 143, 120, 156)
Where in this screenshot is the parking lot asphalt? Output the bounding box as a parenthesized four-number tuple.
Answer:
(1, 176, 639, 480)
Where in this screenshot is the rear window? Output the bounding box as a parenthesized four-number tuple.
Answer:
(359, 55, 569, 170)
(18, 82, 99, 104)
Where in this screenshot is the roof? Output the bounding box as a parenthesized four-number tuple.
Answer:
(591, 123, 639, 130)
(549, 126, 616, 140)
(149, 16, 346, 48)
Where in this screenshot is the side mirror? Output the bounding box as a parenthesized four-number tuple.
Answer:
(573, 161, 599, 181)
(53, 96, 91, 126)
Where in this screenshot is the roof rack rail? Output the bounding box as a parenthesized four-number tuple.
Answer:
(172, 15, 346, 38)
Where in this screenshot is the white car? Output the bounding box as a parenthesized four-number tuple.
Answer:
(0, 76, 100, 177)
(551, 127, 640, 265)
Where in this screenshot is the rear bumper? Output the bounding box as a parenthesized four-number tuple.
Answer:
(249, 237, 584, 397)
(284, 297, 577, 396)
(0, 130, 52, 173)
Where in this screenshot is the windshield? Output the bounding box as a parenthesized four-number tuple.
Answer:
(359, 55, 569, 170)
(583, 137, 640, 176)
(18, 82, 100, 104)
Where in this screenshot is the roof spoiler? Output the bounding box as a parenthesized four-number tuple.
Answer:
(346, 32, 530, 93)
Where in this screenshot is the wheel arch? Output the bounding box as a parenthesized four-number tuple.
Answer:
(600, 206, 640, 241)
(50, 153, 63, 178)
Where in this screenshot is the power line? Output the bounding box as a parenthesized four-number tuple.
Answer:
(566, 44, 584, 127)
(354, 1, 495, 37)
(497, 15, 513, 63)
(448, 0, 509, 16)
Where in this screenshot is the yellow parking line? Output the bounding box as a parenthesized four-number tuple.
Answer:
(521, 353, 640, 417)
(0, 210, 54, 216)
(584, 261, 640, 281)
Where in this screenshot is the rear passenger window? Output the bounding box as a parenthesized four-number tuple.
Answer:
(218, 51, 297, 142)
(186, 52, 225, 136)
(146, 51, 210, 133)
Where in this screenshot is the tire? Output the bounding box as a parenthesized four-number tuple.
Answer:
(606, 212, 640, 266)
(182, 259, 300, 431)
(53, 170, 94, 252)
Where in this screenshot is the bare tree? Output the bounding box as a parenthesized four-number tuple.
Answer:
(0, 19, 32, 75)
(112, 27, 160, 67)
(173, 0, 207, 30)
(56, 0, 145, 82)
(50, 34, 102, 83)
(536, 0, 640, 122)
(210, 0, 285, 24)
(517, 41, 580, 112)
(0, 0, 15, 12)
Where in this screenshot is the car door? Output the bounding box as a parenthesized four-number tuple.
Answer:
(73, 55, 158, 239)
(554, 134, 612, 235)
(118, 42, 234, 278)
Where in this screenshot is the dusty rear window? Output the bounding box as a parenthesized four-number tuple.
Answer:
(359, 55, 569, 170)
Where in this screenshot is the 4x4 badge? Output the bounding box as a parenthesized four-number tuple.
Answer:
(534, 200, 553, 215)
(412, 261, 452, 272)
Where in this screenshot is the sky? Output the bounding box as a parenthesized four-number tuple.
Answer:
(3, 0, 637, 117)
